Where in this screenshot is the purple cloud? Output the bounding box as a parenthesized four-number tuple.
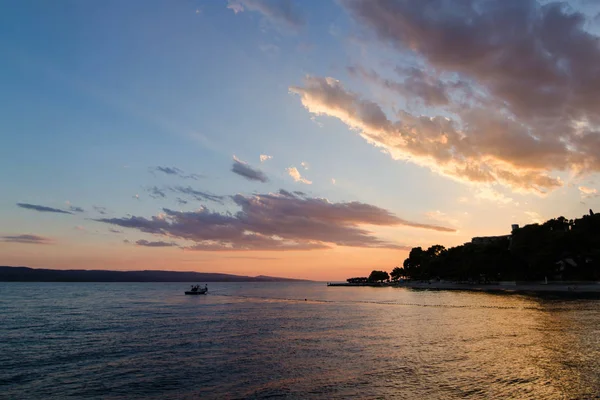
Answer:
(95, 190, 454, 251)
(17, 203, 72, 215)
(170, 186, 225, 204)
(231, 156, 269, 183)
(1, 234, 53, 244)
(153, 166, 203, 180)
(135, 239, 179, 248)
(289, 0, 600, 192)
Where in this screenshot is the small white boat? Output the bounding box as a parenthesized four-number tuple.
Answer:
(185, 284, 207, 295)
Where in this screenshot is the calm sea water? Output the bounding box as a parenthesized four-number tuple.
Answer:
(1, 282, 600, 399)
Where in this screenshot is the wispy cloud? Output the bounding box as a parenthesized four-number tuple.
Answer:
(17, 203, 72, 215)
(148, 186, 167, 199)
(170, 186, 226, 204)
(95, 190, 454, 252)
(135, 239, 179, 248)
(232, 156, 269, 182)
(227, 0, 305, 30)
(152, 166, 202, 180)
(286, 167, 312, 184)
(65, 201, 84, 213)
(425, 210, 459, 227)
(93, 206, 108, 215)
(260, 154, 273, 163)
(524, 211, 543, 224)
(579, 186, 599, 199)
(1, 234, 53, 244)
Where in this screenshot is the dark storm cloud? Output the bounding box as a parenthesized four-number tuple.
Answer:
(17, 203, 72, 214)
(231, 156, 269, 183)
(94, 190, 454, 251)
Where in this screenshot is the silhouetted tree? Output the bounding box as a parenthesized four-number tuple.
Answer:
(390, 267, 405, 281)
(398, 212, 600, 282)
(368, 270, 389, 282)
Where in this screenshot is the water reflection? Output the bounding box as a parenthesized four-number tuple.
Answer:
(1, 282, 599, 399)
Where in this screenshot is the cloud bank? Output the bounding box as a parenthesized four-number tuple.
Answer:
(291, 0, 600, 193)
(95, 190, 454, 251)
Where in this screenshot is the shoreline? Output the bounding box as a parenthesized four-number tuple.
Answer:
(328, 281, 600, 294)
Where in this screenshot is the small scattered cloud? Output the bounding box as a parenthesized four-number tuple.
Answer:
(17, 203, 72, 215)
(133, 194, 140, 200)
(0, 234, 53, 244)
(170, 186, 226, 204)
(176, 198, 188, 205)
(152, 166, 202, 180)
(286, 167, 312, 184)
(135, 239, 179, 248)
(109, 228, 123, 234)
(300, 161, 309, 170)
(232, 156, 269, 182)
(331, 178, 336, 185)
(74, 226, 87, 232)
(260, 154, 273, 163)
(148, 186, 167, 199)
(93, 206, 108, 215)
(65, 201, 84, 213)
(226, 0, 305, 30)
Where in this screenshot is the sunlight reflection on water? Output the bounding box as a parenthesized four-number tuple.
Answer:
(1, 282, 599, 399)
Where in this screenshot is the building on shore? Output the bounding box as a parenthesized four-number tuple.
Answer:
(470, 224, 519, 246)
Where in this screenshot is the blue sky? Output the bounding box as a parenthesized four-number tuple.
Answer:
(2, 0, 600, 279)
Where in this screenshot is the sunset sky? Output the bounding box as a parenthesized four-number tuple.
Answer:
(2, 0, 600, 280)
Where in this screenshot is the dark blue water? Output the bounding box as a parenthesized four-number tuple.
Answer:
(1, 282, 600, 399)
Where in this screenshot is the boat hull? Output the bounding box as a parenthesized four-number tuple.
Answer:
(185, 291, 207, 295)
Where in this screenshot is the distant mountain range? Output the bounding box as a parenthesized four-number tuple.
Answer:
(0, 266, 310, 282)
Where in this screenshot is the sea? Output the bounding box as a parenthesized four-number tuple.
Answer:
(1, 282, 600, 399)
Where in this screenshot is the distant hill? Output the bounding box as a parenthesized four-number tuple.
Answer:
(0, 266, 310, 282)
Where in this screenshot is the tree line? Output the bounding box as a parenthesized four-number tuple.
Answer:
(349, 211, 600, 283)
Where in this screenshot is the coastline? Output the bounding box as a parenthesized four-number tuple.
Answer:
(328, 281, 600, 294)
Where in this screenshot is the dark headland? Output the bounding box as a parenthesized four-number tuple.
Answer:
(0, 266, 310, 283)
